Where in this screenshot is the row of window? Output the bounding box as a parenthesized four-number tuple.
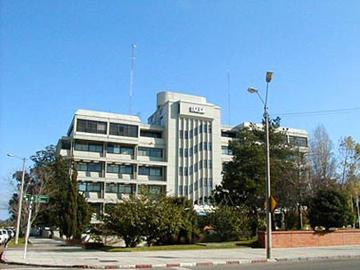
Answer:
(107, 164, 133, 174)
(179, 160, 212, 176)
(179, 124, 212, 139)
(179, 143, 212, 157)
(138, 166, 163, 177)
(178, 179, 213, 195)
(77, 119, 164, 139)
(138, 147, 163, 158)
(74, 141, 104, 153)
(77, 162, 163, 176)
(78, 182, 164, 195)
(74, 141, 163, 158)
(105, 183, 136, 194)
(107, 144, 134, 155)
(289, 136, 308, 147)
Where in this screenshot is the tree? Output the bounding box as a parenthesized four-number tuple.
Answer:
(309, 125, 336, 190)
(207, 206, 250, 241)
(308, 188, 353, 229)
(8, 145, 91, 240)
(214, 119, 301, 232)
(338, 136, 360, 184)
(104, 196, 147, 247)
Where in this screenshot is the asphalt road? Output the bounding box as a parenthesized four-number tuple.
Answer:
(1, 258, 360, 270)
(184, 258, 360, 270)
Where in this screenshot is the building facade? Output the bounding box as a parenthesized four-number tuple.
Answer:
(57, 91, 308, 218)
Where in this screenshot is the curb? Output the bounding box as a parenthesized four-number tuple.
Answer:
(3, 255, 360, 269)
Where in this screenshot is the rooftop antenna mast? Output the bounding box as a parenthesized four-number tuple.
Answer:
(129, 44, 136, 115)
(227, 71, 231, 126)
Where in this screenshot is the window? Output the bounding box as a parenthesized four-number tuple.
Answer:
(289, 136, 308, 147)
(61, 140, 71, 150)
(184, 149, 188, 157)
(221, 131, 236, 138)
(189, 130, 193, 138)
(189, 165, 193, 175)
(87, 182, 101, 192)
(76, 163, 102, 172)
(209, 142, 212, 151)
(179, 130, 183, 139)
(184, 131, 189, 139)
(138, 166, 162, 176)
(118, 184, 135, 194)
(106, 183, 118, 193)
(194, 145, 198, 153)
(179, 166, 183, 176)
(74, 141, 103, 153)
(194, 163, 198, 172)
(222, 146, 233, 155)
(199, 143, 203, 151)
(179, 148, 183, 157)
(138, 147, 163, 158)
(194, 127, 198, 136)
(179, 185, 183, 195)
(140, 130, 162, 138)
(109, 123, 138, 137)
(203, 124, 208, 133)
(107, 164, 133, 174)
(203, 142, 208, 151)
(76, 119, 107, 134)
(107, 144, 134, 155)
(148, 185, 163, 194)
(78, 182, 86, 192)
(184, 167, 188, 176)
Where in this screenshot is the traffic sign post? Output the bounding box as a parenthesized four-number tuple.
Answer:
(23, 194, 49, 259)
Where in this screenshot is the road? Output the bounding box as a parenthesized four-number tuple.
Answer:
(1, 258, 360, 270)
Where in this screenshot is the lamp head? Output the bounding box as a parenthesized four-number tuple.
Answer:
(247, 87, 258, 94)
(266, 71, 273, 83)
(7, 153, 14, 157)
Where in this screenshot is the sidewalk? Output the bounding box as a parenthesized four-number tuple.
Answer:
(2, 238, 360, 269)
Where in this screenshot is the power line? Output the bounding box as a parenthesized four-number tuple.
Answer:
(275, 106, 360, 118)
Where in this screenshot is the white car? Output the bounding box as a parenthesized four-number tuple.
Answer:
(0, 229, 10, 245)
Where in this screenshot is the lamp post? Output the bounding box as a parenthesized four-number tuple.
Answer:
(7, 153, 27, 245)
(247, 71, 273, 260)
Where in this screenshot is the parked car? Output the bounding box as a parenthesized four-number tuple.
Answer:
(6, 228, 15, 239)
(0, 229, 10, 245)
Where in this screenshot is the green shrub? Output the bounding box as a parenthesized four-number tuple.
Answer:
(308, 188, 353, 230)
(207, 206, 250, 241)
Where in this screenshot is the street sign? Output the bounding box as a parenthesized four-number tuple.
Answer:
(23, 194, 49, 204)
(35, 195, 49, 204)
(270, 196, 277, 213)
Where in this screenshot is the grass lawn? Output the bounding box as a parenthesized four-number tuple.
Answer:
(7, 237, 26, 248)
(105, 238, 257, 252)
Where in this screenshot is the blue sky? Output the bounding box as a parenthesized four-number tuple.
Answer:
(1, 0, 360, 219)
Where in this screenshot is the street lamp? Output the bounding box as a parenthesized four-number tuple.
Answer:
(247, 71, 273, 260)
(7, 153, 27, 245)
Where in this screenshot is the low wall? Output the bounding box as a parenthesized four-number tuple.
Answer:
(258, 229, 360, 248)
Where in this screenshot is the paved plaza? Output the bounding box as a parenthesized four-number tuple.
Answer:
(2, 238, 360, 268)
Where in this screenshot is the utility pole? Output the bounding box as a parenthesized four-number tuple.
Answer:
(247, 71, 274, 260)
(7, 154, 26, 245)
(24, 196, 33, 259)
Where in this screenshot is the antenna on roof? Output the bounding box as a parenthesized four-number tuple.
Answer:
(129, 44, 136, 115)
(227, 71, 231, 126)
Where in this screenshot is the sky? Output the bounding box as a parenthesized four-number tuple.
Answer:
(1, 0, 360, 219)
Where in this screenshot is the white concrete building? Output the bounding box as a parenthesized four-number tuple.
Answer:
(57, 91, 308, 218)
